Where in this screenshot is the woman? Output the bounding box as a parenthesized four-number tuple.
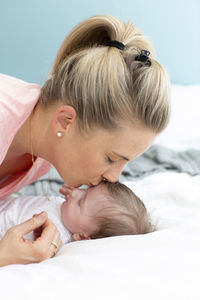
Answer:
(0, 15, 170, 266)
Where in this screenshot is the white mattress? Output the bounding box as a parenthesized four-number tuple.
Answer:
(0, 84, 200, 300)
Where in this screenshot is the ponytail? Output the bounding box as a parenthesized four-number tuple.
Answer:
(40, 15, 170, 133)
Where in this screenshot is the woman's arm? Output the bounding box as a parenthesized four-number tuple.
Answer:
(0, 212, 61, 267)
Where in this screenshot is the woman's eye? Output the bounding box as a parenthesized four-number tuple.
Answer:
(107, 156, 115, 164)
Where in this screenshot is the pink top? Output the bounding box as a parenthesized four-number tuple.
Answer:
(0, 73, 51, 200)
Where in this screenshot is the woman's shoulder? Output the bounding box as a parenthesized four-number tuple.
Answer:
(0, 73, 41, 96)
(0, 73, 28, 84)
(0, 73, 41, 165)
(0, 73, 41, 123)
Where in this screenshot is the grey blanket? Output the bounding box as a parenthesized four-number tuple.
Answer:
(119, 145, 200, 181)
(16, 145, 200, 197)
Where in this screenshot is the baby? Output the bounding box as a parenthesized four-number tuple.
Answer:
(0, 182, 151, 244)
(60, 181, 151, 240)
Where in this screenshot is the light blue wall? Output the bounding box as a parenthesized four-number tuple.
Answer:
(1, 0, 199, 85)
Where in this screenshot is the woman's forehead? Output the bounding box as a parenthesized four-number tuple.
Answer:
(78, 123, 156, 161)
(102, 126, 156, 159)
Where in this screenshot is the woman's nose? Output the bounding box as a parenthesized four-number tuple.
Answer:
(102, 163, 125, 183)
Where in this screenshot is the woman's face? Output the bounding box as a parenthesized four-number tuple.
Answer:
(50, 121, 156, 187)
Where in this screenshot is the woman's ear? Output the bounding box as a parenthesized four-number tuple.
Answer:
(72, 233, 91, 241)
(52, 105, 77, 135)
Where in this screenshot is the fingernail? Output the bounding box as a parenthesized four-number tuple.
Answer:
(37, 211, 47, 220)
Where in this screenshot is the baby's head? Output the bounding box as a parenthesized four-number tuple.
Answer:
(61, 181, 151, 241)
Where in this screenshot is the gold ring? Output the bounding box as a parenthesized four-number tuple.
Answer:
(52, 250, 57, 257)
(51, 241, 58, 249)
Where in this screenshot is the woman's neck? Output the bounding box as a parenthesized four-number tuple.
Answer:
(9, 103, 43, 156)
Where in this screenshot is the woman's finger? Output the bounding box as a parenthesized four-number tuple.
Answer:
(11, 212, 48, 237)
(0, 214, 61, 266)
(49, 230, 62, 258)
(34, 218, 59, 250)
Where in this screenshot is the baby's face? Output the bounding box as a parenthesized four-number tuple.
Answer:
(61, 184, 107, 239)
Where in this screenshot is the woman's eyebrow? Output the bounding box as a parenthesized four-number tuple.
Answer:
(111, 151, 129, 161)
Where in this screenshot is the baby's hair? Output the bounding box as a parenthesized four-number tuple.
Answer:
(40, 14, 170, 134)
(89, 181, 152, 239)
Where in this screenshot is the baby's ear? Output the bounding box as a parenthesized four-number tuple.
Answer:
(72, 233, 91, 241)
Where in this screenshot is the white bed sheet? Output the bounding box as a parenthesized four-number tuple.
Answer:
(0, 84, 200, 300)
(1, 172, 200, 300)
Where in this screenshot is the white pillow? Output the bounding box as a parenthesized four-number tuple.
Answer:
(154, 84, 200, 150)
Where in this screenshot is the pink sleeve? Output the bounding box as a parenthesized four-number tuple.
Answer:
(0, 73, 52, 200)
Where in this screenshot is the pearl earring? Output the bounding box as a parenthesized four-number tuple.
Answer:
(57, 131, 62, 137)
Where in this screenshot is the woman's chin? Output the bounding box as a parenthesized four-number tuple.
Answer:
(72, 184, 82, 188)
(61, 180, 82, 188)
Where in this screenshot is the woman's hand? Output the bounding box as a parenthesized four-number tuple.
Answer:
(0, 211, 62, 267)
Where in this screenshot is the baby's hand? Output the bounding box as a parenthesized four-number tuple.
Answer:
(59, 183, 73, 197)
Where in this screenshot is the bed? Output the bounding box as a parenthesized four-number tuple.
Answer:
(0, 84, 200, 300)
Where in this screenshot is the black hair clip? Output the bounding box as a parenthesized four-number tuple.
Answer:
(106, 40, 125, 51)
(135, 50, 151, 66)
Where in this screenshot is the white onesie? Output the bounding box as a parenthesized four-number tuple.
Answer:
(0, 196, 72, 244)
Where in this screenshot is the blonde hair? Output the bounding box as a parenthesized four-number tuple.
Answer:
(89, 181, 152, 239)
(40, 14, 170, 133)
